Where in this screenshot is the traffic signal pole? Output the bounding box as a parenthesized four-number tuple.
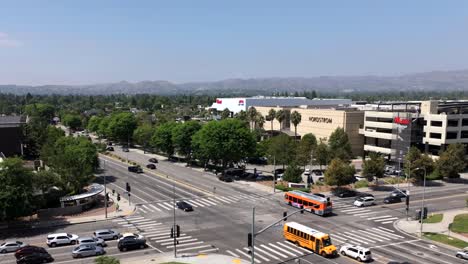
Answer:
(251, 207, 255, 264)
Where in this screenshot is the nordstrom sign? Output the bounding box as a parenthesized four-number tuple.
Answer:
(309, 117, 332, 124)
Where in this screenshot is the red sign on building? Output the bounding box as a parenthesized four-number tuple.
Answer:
(216, 99, 222, 104)
(394, 117, 410, 125)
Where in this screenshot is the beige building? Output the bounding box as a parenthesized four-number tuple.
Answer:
(256, 106, 364, 156)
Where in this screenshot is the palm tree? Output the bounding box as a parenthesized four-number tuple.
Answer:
(247, 107, 258, 130)
(276, 109, 285, 130)
(256, 113, 265, 129)
(266, 108, 276, 132)
(291, 110, 302, 141)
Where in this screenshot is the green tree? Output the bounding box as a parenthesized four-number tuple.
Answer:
(275, 109, 286, 130)
(108, 112, 138, 143)
(247, 107, 258, 130)
(94, 256, 120, 264)
(221, 108, 231, 119)
(0, 158, 35, 221)
(315, 141, 330, 169)
(256, 113, 265, 129)
(328, 127, 353, 161)
(40, 126, 66, 164)
(362, 153, 385, 181)
(324, 158, 356, 186)
(192, 119, 256, 169)
(435, 144, 466, 179)
(87, 116, 103, 133)
(172, 121, 202, 162)
(151, 122, 179, 156)
(266, 134, 296, 168)
(133, 123, 154, 147)
(62, 114, 82, 131)
(234, 110, 248, 122)
(25, 103, 55, 124)
(283, 162, 303, 183)
(296, 133, 317, 167)
(266, 109, 276, 132)
(404, 147, 434, 180)
(97, 116, 111, 138)
(290, 110, 302, 140)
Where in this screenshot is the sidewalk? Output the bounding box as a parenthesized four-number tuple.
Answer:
(122, 252, 249, 264)
(395, 208, 468, 243)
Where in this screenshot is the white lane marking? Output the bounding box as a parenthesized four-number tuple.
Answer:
(177, 244, 214, 252)
(226, 250, 240, 258)
(205, 198, 221, 205)
(194, 199, 212, 206)
(404, 240, 466, 261)
(157, 202, 172, 210)
(367, 215, 392, 220)
(391, 243, 454, 264)
(155, 236, 192, 243)
(146, 233, 185, 239)
(148, 204, 163, 211)
(260, 244, 288, 258)
(353, 230, 388, 241)
(276, 242, 304, 255)
(139, 208, 148, 213)
(188, 200, 206, 207)
(340, 207, 370, 213)
(137, 223, 162, 228)
(200, 198, 217, 206)
(245, 247, 270, 262)
(109, 182, 148, 203)
(161, 238, 198, 246)
(377, 226, 395, 233)
(199, 247, 218, 253)
(381, 221, 395, 224)
(162, 202, 175, 209)
(213, 196, 233, 203)
(355, 211, 378, 217)
(374, 217, 398, 222)
(366, 229, 402, 239)
(268, 243, 297, 257)
(235, 249, 260, 263)
(342, 232, 373, 244)
(166, 241, 204, 248)
(371, 228, 404, 238)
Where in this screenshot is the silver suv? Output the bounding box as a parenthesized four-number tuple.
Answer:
(46, 233, 79, 247)
(93, 229, 120, 240)
(78, 237, 106, 247)
(353, 197, 375, 207)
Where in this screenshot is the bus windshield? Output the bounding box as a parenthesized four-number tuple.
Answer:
(322, 237, 332, 247)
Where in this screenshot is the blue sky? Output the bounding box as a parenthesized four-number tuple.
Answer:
(1, 0, 468, 85)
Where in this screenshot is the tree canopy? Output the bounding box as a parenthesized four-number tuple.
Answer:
(266, 134, 296, 168)
(133, 123, 154, 147)
(328, 127, 353, 161)
(283, 162, 303, 183)
(435, 143, 466, 179)
(151, 122, 179, 156)
(62, 114, 82, 131)
(296, 133, 317, 167)
(362, 152, 385, 181)
(404, 146, 434, 180)
(108, 112, 138, 143)
(172, 121, 202, 161)
(324, 158, 356, 186)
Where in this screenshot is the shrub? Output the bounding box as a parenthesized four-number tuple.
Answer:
(283, 162, 303, 183)
(275, 184, 310, 193)
(354, 180, 369, 189)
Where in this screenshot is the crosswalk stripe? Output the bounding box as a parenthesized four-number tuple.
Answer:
(156, 236, 192, 243)
(147, 233, 185, 239)
(205, 198, 221, 205)
(148, 204, 163, 211)
(199, 247, 218, 253)
(127, 219, 153, 224)
(189, 200, 206, 207)
(142, 229, 170, 235)
(177, 244, 213, 252)
(166, 241, 204, 248)
(226, 250, 240, 258)
(214, 196, 233, 203)
(374, 217, 398, 222)
(224, 196, 240, 202)
(381, 221, 395, 224)
(137, 223, 162, 228)
(201, 199, 217, 206)
(163, 202, 174, 209)
(142, 205, 151, 210)
(343, 232, 373, 244)
(255, 247, 279, 260)
(235, 249, 259, 263)
(138, 208, 148, 213)
(353, 230, 388, 241)
(162, 239, 198, 246)
(122, 216, 145, 220)
(343, 208, 371, 213)
(367, 215, 392, 220)
(260, 244, 288, 258)
(355, 211, 378, 217)
(195, 199, 213, 206)
(369, 228, 403, 239)
(157, 202, 173, 210)
(276, 242, 304, 255)
(268, 243, 297, 257)
(377, 226, 395, 233)
(245, 247, 270, 262)
(331, 237, 345, 244)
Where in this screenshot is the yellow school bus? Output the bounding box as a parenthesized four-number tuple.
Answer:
(284, 222, 337, 257)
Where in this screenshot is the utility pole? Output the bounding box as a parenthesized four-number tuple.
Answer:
(273, 156, 276, 194)
(419, 167, 427, 237)
(251, 207, 255, 264)
(103, 159, 107, 219)
(173, 178, 177, 258)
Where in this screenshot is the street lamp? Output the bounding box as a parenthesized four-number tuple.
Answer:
(415, 167, 427, 237)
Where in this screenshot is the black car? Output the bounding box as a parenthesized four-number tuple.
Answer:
(218, 174, 233, 182)
(272, 168, 285, 175)
(148, 158, 158, 163)
(105, 146, 114, 151)
(16, 253, 54, 264)
(333, 189, 357, 198)
(383, 196, 402, 204)
(14, 246, 48, 259)
(128, 166, 143, 173)
(146, 164, 156, 169)
(176, 201, 193, 212)
(246, 157, 268, 165)
(117, 238, 146, 252)
(390, 190, 408, 198)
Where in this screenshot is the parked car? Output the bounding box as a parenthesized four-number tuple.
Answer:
(93, 229, 120, 241)
(118, 238, 147, 252)
(383, 196, 402, 204)
(354, 197, 375, 207)
(77, 236, 106, 247)
(118, 233, 145, 243)
(16, 253, 54, 264)
(246, 157, 268, 165)
(340, 244, 372, 262)
(14, 246, 48, 259)
(456, 250, 468, 259)
(218, 174, 233, 182)
(46, 233, 79, 247)
(72, 245, 105, 258)
(128, 165, 143, 173)
(105, 146, 114, 151)
(148, 158, 158, 163)
(273, 168, 285, 177)
(224, 168, 244, 177)
(146, 164, 156, 169)
(390, 189, 408, 198)
(355, 193, 374, 200)
(176, 201, 194, 212)
(0, 241, 27, 254)
(333, 189, 357, 198)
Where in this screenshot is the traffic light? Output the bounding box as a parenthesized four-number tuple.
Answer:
(283, 211, 287, 221)
(117, 193, 121, 201)
(300, 205, 304, 214)
(170, 227, 174, 238)
(105, 193, 109, 202)
(176, 225, 180, 237)
(112, 189, 115, 195)
(126, 182, 131, 192)
(248, 233, 252, 247)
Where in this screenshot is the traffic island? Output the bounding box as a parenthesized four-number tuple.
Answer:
(121, 253, 249, 264)
(423, 233, 468, 249)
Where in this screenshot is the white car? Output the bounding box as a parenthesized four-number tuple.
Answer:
(0, 241, 27, 253)
(46, 233, 79, 247)
(456, 250, 468, 260)
(93, 229, 120, 240)
(353, 197, 375, 207)
(117, 233, 146, 243)
(340, 244, 372, 262)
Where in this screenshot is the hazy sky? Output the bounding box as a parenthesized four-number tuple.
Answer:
(1, 0, 468, 85)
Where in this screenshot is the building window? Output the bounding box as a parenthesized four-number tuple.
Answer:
(447, 120, 459, 127)
(462, 119, 468, 126)
(461, 131, 468, 138)
(430, 121, 443, 127)
(430, 133, 442, 139)
(446, 132, 458, 139)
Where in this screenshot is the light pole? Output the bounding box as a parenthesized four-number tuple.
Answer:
(416, 167, 427, 237)
(173, 178, 177, 258)
(103, 159, 108, 219)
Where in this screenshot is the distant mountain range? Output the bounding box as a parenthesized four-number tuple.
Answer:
(1, 70, 468, 95)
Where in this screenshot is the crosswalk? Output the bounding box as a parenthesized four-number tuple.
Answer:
(225, 241, 312, 263)
(136, 193, 269, 214)
(331, 226, 405, 246)
(333, 201, 399, 224)
(112, 215, 217, 254)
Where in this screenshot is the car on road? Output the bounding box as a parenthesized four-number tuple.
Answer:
(77, 236, 106, 247)
(456, 250, 468, 259)
(340, 244, 372, 262)
(16, 252, 54, 264)
(128, 165, 143, 173)
(46, 233, 79, 247)
(355, 193, 374, 200)
(218, 174, 233, 182)
(14, 246, 48, 259)
(105, 146, 114, 151)
(353, 197, 375, 207)
(122, 147, 129, 152)
(118, 237, 147, 252)
(118, 233, 146, 243)
(0, 241, 28, 253)
(333, 189, 357, 198)
(390, 189, 408, 198)
(273, 168, 285, 178)
(176, 201, 194, 212)
(93, 229, 120, 240)
(146, 163, 156, 169)
(246, 157, 268, 165)
(72, 245, 105, 258)
(148, 158, 158, 163)
(383, 196, 402, 204)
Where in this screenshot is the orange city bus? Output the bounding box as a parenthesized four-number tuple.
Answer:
(284, 190, 332, 216)
(284, 221, 337, 257)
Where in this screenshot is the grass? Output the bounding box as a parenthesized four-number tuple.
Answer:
(354, 180, 369, 189)
(422, 213, 443, 223)
(450, 213, 468, 233)
(159, 263, 189, 264)
(423, 233, 468, 249)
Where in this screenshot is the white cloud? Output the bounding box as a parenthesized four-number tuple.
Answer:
(0, 32, 22, 47)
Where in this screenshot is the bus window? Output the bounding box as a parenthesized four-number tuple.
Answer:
(310, 236, 315, 242)
(293, 197, 297, 203)
(322, 237, 332, 247)
(298, 199, 303, 204)
(305, 234, 309, 240)
(314, 204, 320, 209)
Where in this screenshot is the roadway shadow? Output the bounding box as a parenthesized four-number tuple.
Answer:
(369, 185, 396, 192)
(94, 175, 117, 184)
(443, 178, 468, 184)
